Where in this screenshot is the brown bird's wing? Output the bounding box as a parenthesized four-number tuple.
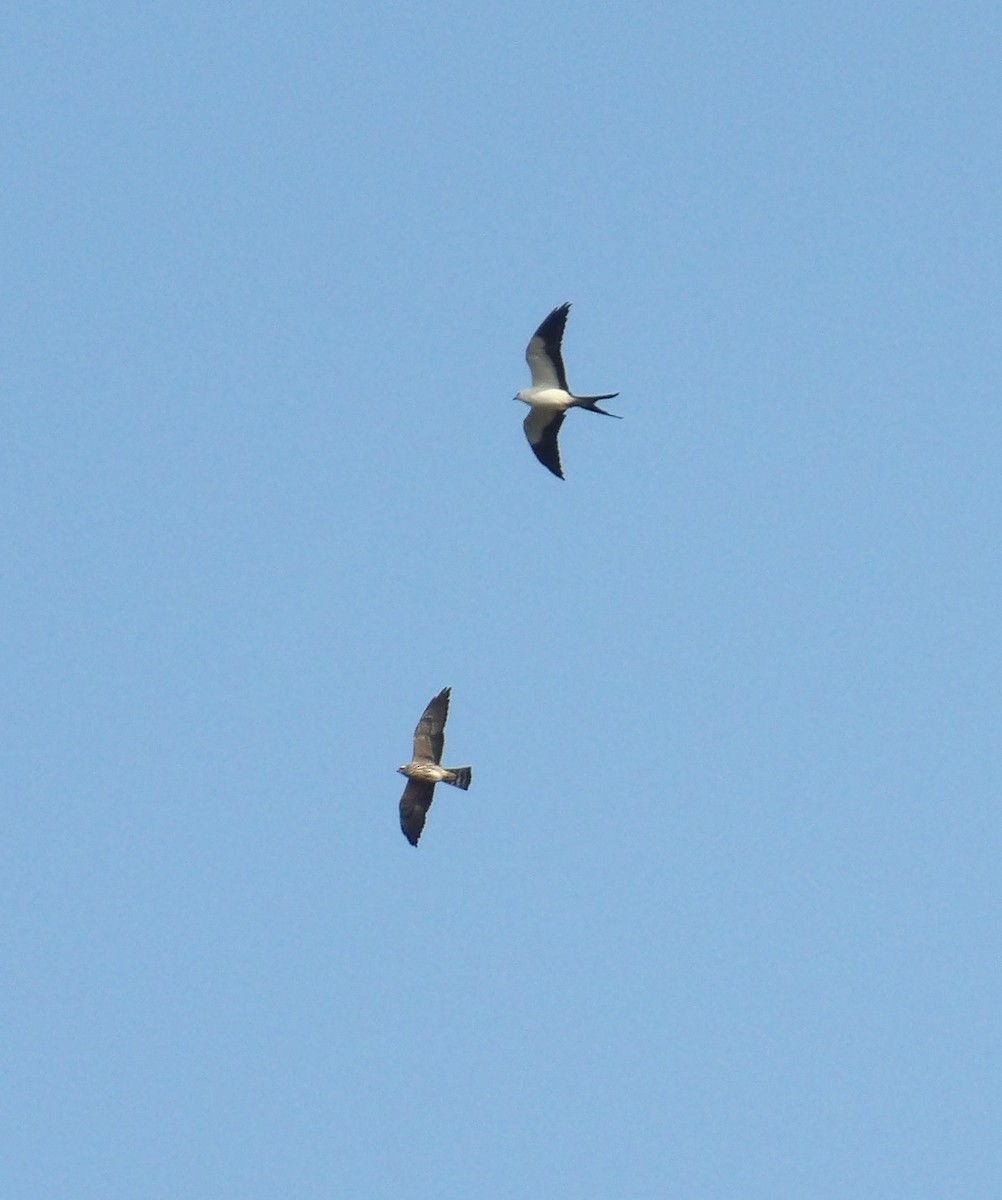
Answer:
(399, 777, 435, 846)
(412, 686, 451, 763)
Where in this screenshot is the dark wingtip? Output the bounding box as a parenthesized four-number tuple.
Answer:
(532, 448, 565, 479)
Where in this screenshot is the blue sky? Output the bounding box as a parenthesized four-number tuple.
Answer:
(3, 3, 1000, 1196)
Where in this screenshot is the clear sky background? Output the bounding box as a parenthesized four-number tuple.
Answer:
(3, 3, 1000, 1197)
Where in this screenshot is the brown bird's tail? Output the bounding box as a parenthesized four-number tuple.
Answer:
(445, 766, 473, 790)
(571, 392, 622, 418)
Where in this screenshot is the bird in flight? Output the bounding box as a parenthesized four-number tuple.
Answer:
(514, 303, 621, 479)
(397, 687, 472, 846)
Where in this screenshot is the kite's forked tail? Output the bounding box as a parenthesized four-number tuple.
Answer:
(572, 392, 622, 418)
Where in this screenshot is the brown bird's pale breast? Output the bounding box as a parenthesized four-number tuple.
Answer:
(400, 761, 450, 784)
